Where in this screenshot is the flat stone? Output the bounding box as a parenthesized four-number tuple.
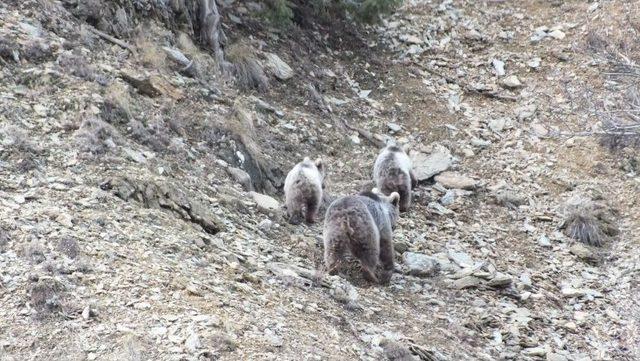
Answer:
(448, 251, 474, 268)
(502, 75, 523, 88)
(410, 145, 455, 181)
(403, 252, 441, 277)
(453, 276, 483, 289)
(522, 347, 546, 357)
(265, 53, 294, 80)
(434, 172, 477, 190)
(488, 273, 513, 287)
(249, 192, 280, 214)
(492, 59, 505, 76)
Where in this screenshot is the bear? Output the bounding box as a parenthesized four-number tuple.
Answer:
(373, 144, 417, 212)
(284, 157, 325, 224)
(323, 189, 400, 284)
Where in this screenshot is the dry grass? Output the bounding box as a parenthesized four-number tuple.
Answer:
(562, 196, 619, 247)
(102, 82, 133, 123)
(57, 237, 80, 259)
(74, 116, 122, 154)
(227, 43, 269, 92)
(136, 36, 166, 69)
(29, 277, 66, 318)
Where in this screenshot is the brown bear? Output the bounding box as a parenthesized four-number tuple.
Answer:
(284, 157, 325, 224)
(373, 144, 417, 212)
(323, 190, 400, 284)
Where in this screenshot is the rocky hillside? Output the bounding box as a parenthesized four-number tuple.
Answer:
(1, 0, 639, 360)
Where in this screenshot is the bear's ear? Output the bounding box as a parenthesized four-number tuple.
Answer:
(402, 143, 411, 154)
(303, 156, 311, 163)
(371, 187, 380, 194)
(389, 192, 400, 207)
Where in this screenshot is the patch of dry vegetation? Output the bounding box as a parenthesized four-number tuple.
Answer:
(561, 196, 619, 247)
(227, 43, 269, 92)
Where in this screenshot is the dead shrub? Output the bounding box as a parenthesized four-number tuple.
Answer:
(561, 196, 619, 247)
(57, 237, 80, 259)
(29, 277, 66, 318)
(23, 41, 54, 62)
(56, 51, 102, 82)
(0, 36, 19, 62)
(74, 116, 122, 154)
(102, 82, 133, 124)
(227, 44, 269, 92)
(136, 36, 166, 69)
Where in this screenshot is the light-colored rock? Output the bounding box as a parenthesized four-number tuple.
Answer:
(502, 75, 523, 88)
(434, 172, 477, 190)
(410, 145, 455, 181)
(453, 276, 483, 289)
(492, 59, 505, 76)
(488, 273, 513, 287)
(249, 192, 280, 214)
(403, 252, 441, 277)
(265, 53, 294, 80)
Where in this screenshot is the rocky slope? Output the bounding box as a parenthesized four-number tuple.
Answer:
(1, 0, 639, 360)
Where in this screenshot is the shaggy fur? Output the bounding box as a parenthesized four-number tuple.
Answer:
(323, 190, 400, 284)
(373, 145, 417, 212)
(284, 157, 325, 224)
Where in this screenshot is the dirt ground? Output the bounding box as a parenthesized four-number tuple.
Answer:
(1, 0, 639, 360)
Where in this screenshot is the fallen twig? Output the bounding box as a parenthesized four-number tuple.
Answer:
(88, 27, 137, 56)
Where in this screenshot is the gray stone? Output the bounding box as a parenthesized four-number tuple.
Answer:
(403, 252, 441, 277)
(453, 276, 483, 289)
(434, 172, 477, 190)
(488, 273, 513, 287)
(448, 251, 474, 268)
(265, 53, 294, 80)
(410, 145, 454, 181)
(249, 192, 280, 214)
(488, 118, 507, 132)
(227, 167, 253, 191)
(502, 75, 523, 88)
(492, 59, 505, 76)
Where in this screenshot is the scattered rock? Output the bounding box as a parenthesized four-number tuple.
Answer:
(434, 172, 477, 190)
(501, 75, 523, 89)
(410, 145, 455, 181)
(487, 273, 512, 288)
(492, 59, 505, 76)
(264, 53, 294, 80)
(453, 276, 483, 289)
(403, 252, 441, 277)
(227, 167, 253, 191)
(249, 191, 280, 215)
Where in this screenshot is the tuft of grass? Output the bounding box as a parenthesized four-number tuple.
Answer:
(135, 36, 166, 69)
(29, 277, 66, 317)
(102, 82, 133, 124)
(57, 237, 79, 259)
(562, 196, 618, 247)
(227, 44, 269, 92)
(74, 116, 122, 154)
